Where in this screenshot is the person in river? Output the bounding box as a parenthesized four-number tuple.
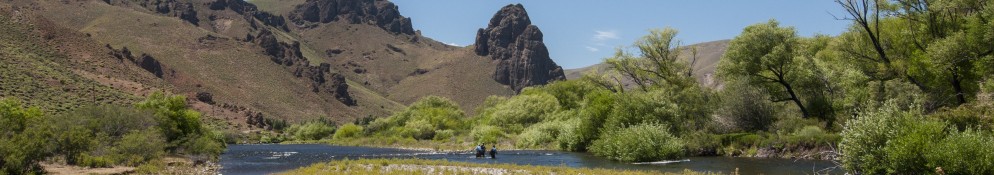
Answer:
(489, 145, 496, 159)
(475, 144, 484, 158)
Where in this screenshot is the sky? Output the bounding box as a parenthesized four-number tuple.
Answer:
(391, 1, 854, 69)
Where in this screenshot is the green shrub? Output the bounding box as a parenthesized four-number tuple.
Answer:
(288, 122, 336, 141)
(112, 129, 166, 165)
(334, 124, 363, 139)
(481, 93, 561, 132)
(471, 125, 505, 144)
(366, 96, 465, 139)
(589, 123, 684, 162)
(183, 135, 224, 159)
(603, 92, 681, 135)
(135, 91, 205, 147)
(924, 129, 994, 174)
(516, 121, 562, 148)
(787, 126, 839, 147)
(77, 153, 112, 168)
(718, 82, 777, 132)
(433, 129, 455, 141)
(0, 99, 52, 175)
(720, 133, 763, 148)
(840, 101, 994, 174)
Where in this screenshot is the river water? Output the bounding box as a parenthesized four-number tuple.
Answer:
(219, 144, 841, 175)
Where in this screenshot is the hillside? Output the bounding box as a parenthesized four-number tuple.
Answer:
(0, 0, 568, 130)
(565, 39, 729, 88)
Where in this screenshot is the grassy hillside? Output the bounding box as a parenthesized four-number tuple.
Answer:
(0, 6, 138, 113)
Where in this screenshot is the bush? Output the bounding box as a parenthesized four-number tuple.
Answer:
(839, 102, 994, 174)
(516, 121, 563, 148)
(924, 129, 994, 174)
(433, 129, 455, 141)
(0, 99, 52, 175)
(602, 92, 681, 135)
(135, 91, 203, 143)
(182, 135, 224, 159)
(589, 123, 684, 162)
(112, 129, 166, 166)
(288, 122, 336, 141)
(718, 82, 777, 132)
(334, 124, 363, 139)
(471, 125, 505, 144)
(77, 153, 112, 168)
(480, 93, 561, 132)
(787, 126, 839, 147)
(366, 96, 465, 139)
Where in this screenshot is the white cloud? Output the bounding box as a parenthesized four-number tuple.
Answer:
(593, 30, 619, 41)
(444, 42, 461, 47)
(585, 46, 600, 52)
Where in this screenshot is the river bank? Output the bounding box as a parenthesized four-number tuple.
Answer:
(279, 158, 715, 175)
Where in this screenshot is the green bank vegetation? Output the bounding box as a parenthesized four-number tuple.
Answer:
(0, 92, 225, 174)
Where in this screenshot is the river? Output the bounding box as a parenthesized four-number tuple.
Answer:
(219, 144, 841, 175)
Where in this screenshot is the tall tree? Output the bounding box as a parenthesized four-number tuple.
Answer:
(606, 28, 695, 92)
(835, 0, 929, 93)
(718, 20, 811, 118)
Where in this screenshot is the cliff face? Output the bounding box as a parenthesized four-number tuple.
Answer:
(474, 4, 565, 92)
(250, 29, 356, 106)
(288, 0, 414, 35)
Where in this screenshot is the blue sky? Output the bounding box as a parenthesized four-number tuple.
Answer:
(392, 1, 853, 69)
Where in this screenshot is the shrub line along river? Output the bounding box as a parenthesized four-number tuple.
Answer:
(219, 144, 841, 175)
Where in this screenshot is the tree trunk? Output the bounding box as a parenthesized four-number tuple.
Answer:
(951, 69, 967, 105)
(779, 79, 810, 118)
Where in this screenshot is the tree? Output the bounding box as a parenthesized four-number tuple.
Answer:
(835, 0, 928, 92)
(719, 20, 811, 118)
(606, 28, 696, 92)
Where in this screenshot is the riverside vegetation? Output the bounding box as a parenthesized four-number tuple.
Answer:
(265, 0, 993, 174)
(0, 92, 226, 174)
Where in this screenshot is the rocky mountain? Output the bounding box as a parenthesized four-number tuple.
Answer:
(0, 0, 566, 131)
(288, 0, 414, 35)
(474, 4, 565, 92)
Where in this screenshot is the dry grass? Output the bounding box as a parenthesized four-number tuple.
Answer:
(281, 158, 718, 175)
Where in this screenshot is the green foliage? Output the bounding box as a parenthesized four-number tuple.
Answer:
(718, 19, 813, 119)
(516, 121, 563, 148)
(111, 129, 166, 166)
(367, 96, 465, 140)
(471, 125, 504, 144)
(77, 153, 113, 168)
(602, 91, 681, 134)
(718, 81, 777, 132)
(0, 99, 52, 174)
(478, 93, 560, 133)
(786, 126, 839, 147)
(433, 129, 455, 141)
(287, 122, 336, 141)
(135, 91, 203, 143)
(334, 124, 363, 139)
(589, 123, 684, 162)
(840, 101, 994, 174)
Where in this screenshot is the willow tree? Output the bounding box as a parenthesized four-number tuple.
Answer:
(719, 20, 811, 118)
(605, 28, 695, 92)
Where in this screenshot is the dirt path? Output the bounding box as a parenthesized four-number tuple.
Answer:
(41, 163, 135, 175)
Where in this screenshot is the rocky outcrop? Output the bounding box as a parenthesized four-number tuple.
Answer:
(288, 0, 414, 35)
(107, 45, 168, 78)
(248, 29, 356, 106)
(474, 4, 565, 92)
(103, 0, 200, 26)
(207, 0, 290, 32)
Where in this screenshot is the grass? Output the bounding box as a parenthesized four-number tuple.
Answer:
(280, 158, 716, 175)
